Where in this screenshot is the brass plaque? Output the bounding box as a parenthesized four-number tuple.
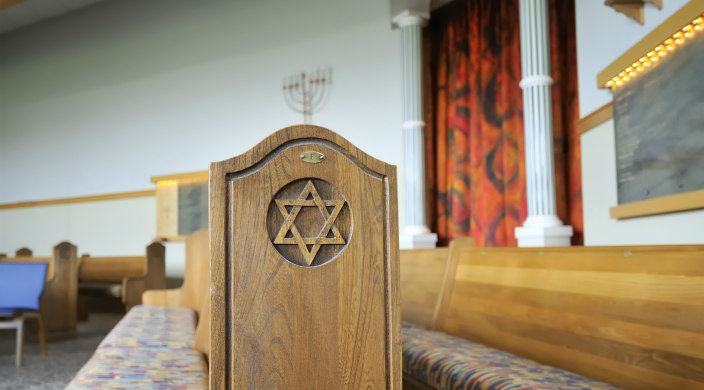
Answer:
(300, 151, 325, 164)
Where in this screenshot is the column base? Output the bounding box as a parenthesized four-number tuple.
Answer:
(400, 226, 438, 249)
(514, 222, 573, 247)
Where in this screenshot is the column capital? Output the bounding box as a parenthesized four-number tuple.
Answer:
(392, 10, 429, 28)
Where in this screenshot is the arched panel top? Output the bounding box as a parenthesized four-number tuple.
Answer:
(211, 125, 395, 179)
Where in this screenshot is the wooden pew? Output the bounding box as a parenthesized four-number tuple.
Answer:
(15, 247, 33, 257)
(66, 126, 399, 389)
(78, 242, 166, 312)
(399, 246, 451, 328)
(0, 242, 78, 332)
(142, 229, 209, 315)
(408, 240, 704, 390)
(209, 125, 401, 389)
(143, 229, 211, 359)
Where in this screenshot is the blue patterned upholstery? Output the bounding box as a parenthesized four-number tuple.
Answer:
(402, 323, 621, 390)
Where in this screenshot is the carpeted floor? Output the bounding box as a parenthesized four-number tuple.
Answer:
(0, 313, 122, 390)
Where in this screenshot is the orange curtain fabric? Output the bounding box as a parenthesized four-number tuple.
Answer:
(424, 0, 582, 246)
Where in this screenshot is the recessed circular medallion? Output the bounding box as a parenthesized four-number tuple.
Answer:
(267, 179, 352, 267)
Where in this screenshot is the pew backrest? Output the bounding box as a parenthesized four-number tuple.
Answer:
(79, 256, 145, 282)
(399, 246, 450, 328)
(79, 242, 166, 310)
(15, 247, 33, 257)
(0, 242, 78, 331)
(433, 241, 704, 390)
(209, 125, 401, 389)
(142, 229, 209, 315)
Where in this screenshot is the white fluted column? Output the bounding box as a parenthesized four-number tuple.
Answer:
(514, 0, 573, 247)
(393, 10, 437, 249)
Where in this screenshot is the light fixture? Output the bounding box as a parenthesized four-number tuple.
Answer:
(604, 14, 704, 88)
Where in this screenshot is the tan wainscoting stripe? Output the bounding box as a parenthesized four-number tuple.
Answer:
(150, 170, 208, 184)
(575, 102, 613, 134)
(610, 188, 704, 219)
(597, 1, 704, 88)
(0, 190, 156, 210)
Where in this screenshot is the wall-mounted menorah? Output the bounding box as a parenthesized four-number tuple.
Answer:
(282, 69, 331, 124)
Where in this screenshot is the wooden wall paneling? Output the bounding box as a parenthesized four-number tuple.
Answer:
(210, 125, 400, 390)
(399, 247, 449, 327)
(433, 244, 704, 390)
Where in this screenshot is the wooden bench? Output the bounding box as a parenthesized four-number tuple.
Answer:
(78, 242, 166, 313)
(142, 229, 209, 314)
(0, 242, 78, 332)
(66, 125, 401, 389)
(400, 239, 704, 390)
(66, 229, 211, 389)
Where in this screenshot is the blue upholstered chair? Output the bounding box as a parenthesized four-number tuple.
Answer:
(0, 262, 48, 366)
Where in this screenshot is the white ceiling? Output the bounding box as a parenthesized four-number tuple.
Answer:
(0, 0, 455, 37)
(0, 0, 106, 35)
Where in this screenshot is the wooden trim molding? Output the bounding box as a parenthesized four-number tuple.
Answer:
(605, 0, 663, 25)
(610, 188, 704, 219)
(150, 170, 208, 184)
(597, 1, 704, 88)
(0, 190, 155, 211)
(575, 102, 614, 134)
(0, 0, 26, 11)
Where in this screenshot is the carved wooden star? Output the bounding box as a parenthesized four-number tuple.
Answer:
(274, 180, 345, 265)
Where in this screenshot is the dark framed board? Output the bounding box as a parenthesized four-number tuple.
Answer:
(613, 28, 704, 205)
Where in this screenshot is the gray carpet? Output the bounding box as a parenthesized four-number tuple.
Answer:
(0, 313, 122, 390)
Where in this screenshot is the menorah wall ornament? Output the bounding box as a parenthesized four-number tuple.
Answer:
(282, 69, 331, 124)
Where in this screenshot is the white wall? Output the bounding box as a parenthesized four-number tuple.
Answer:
(576, 0, 704, 246)
(0, 0, 405, 273)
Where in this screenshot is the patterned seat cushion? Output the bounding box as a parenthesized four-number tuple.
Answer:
(402, 322, 621, 390)
(99, 305, 197, 350)
(66, 305, 208, 390)
(65, 345, 208, 389)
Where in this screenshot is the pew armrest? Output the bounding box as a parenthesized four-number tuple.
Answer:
(142, 288, 183, 307)
(122, 242, 166, 310)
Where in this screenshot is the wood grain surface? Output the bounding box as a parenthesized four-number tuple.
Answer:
(210, 125, 400, 390)
(399, 247, 450, 328)
(79, 242, 166, 310)
(15, 247, 33, 257)
(142, 229, 209, 315)
(79, 256, 145, 282)
(433, 242, 704, 390)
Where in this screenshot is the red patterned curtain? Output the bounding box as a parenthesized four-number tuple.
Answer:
(424, 0, 582, 247)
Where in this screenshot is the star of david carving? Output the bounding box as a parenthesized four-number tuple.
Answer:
(274, 180, 346, 266)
